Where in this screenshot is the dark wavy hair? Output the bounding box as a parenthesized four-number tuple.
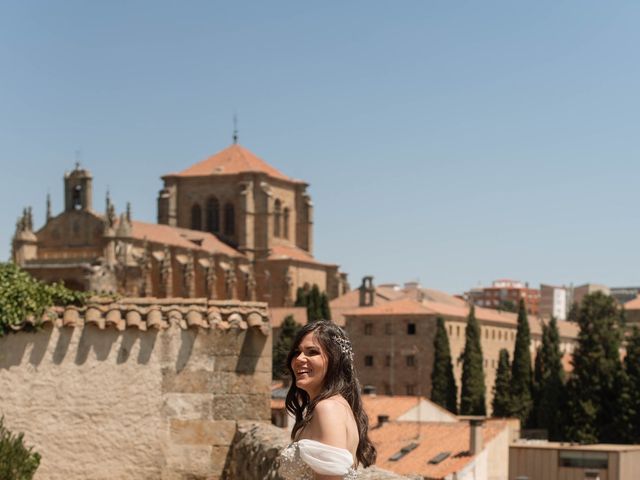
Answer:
(284, 320, 376, 467)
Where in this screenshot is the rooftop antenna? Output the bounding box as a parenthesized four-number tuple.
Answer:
(233, 113, 238, 144)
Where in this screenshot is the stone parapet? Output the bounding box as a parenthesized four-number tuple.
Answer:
(223, 421, 418, 480)
(8, 297, 270, 334)
(0, 298, 270, 480)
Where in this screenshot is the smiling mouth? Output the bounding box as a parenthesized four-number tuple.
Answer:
(296, 369, 310, 377)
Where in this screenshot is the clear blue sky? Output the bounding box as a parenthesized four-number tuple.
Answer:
(1, 1, 639, 294)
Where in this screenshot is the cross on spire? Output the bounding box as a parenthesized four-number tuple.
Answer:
(233, 114, 238, 144)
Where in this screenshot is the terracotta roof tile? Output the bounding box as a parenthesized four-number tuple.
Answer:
(625, 295, 640, 311)
(9, 298, 270, 335)
(269, 307, 307, 328)
(344, 298, 434, 316)
(129, 220, 242, 257)
(363, 395, 425, 427)
(267, 244, 331, 265)
(170, 144, 301, 182)
(370, 421, 507, 479)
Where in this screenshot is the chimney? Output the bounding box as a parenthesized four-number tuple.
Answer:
(359, 276, 375, 307)
(470, 419, 483, 455)
(377, 415, 389, 427)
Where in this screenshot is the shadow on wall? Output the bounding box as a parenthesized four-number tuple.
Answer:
(0, 324, 163, 368)
(0, 322, 265, 374)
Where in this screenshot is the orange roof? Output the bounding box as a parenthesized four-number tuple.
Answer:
(625, 295, 640, 311)
(130, 220, 242, 257)
(269, 307, 308, 328)
(362, 395, 425, 427)
(344, 298, 434, 316)
(267, 244, 330, 265)
(170, 144, 301, 182)
(370, 421, 507, 479)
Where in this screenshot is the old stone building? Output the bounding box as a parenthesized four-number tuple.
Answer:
(11, 143, 348, 306)
(338, 278, 579, 413)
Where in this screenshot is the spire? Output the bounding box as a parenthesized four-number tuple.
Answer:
(126, 202, 132, 223)
(46, 193, 52, 223)
(232, 113, 238, 144)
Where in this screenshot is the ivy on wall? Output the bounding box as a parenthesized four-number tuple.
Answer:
(0, 262, 88, 336)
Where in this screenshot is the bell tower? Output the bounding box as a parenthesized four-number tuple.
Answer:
(64, 163, 93, 212)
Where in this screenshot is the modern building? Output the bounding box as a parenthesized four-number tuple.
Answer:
(540, 284, 569, 321)
(510, 441, 640, 480)
(466, 279, 541, 315)
(11, 143, 349, 307)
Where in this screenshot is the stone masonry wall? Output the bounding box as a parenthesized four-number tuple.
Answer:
(0, 298, 270, 480)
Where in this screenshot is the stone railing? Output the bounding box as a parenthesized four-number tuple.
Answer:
(224, 421, 417, 480)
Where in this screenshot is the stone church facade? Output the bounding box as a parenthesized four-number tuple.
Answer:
(12, 143, 348, 306)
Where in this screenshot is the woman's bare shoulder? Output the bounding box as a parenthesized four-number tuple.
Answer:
(314, 395, 351, 416)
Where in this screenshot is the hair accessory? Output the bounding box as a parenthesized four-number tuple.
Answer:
(334, 334, 354, 363)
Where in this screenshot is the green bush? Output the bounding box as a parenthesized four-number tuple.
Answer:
(0, 416, 40, 479)
(0, 262, 88, 335)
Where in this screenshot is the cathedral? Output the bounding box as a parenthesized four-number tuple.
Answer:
(12, 142, 349, 306)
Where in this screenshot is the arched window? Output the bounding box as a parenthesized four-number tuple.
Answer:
(274, 199, 282, 237)
(283, 207, 290, 239)
(224, 203, 235, 236)
(191, 204, 202, 230)
(206, 197, 220, 233)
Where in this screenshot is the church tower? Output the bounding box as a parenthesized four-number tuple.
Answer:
(64, 164, 93, 212)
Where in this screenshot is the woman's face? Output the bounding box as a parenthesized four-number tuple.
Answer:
(291, 332, 328, 400)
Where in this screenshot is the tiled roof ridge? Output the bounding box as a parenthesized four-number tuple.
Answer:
(10, 298, 270, 335)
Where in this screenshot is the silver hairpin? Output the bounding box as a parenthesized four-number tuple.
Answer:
(334, 335, 354, 363)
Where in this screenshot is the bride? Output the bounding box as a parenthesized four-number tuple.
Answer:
(278, 320, 376, 480)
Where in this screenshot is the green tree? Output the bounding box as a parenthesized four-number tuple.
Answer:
(625, 326, 640, 442)
(0, 416, 40, 480)
(564, 292, 628, 443)
(460, 305, 486, 415)
(320, 293, 332, 321)
(294, 287, 308, 307)
(272, 315, 302, 379)
(0, 262, 87, 335)
(308, 284, 323, 321)
(430, 317, 457, 414)
(497, 300, 517, 313)
(509, 299, 533, 426)
(530, 345, 543, 428)
(492, 349, 512, 417)
(535, 317, 566, 440)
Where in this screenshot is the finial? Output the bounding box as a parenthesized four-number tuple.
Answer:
(74, 149, 81, 170)
(233, 113, 238, 144)
(46, 193, 52, 223)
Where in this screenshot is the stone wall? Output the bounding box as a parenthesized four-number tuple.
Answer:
(223, 421, 418, 480)
(0, 298, 270, 480)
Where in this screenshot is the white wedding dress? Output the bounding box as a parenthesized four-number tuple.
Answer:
(278, 439, 358, 479)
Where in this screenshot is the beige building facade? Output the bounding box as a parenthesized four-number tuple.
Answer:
(510, 442, 640, 480)
(12, 144, 348, 307)
(341, 278, 579, 412)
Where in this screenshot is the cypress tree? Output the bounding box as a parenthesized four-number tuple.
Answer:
(530, 345, 543, 429)
(460, 305, 486, 415)
(308, 285, 323, 321)
(320, 293, 332, 321)
(430, 317, 457, 414)
(537, 317, 566, 440)
(564, 292, 627, 443)
(492, 349, 512, 417)
(272, 315, 301, 379)
(294, 287, 307, 307)
(509, 299, 533, 426)
(625, 326, 640, 443)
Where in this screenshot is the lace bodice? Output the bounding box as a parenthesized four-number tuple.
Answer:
(278, 439, 358, 480)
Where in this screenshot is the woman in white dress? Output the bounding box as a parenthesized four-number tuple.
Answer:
(278, 321, 376, 480)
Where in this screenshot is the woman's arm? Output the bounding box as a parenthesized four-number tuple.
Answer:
(307, 399, 350, 480)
